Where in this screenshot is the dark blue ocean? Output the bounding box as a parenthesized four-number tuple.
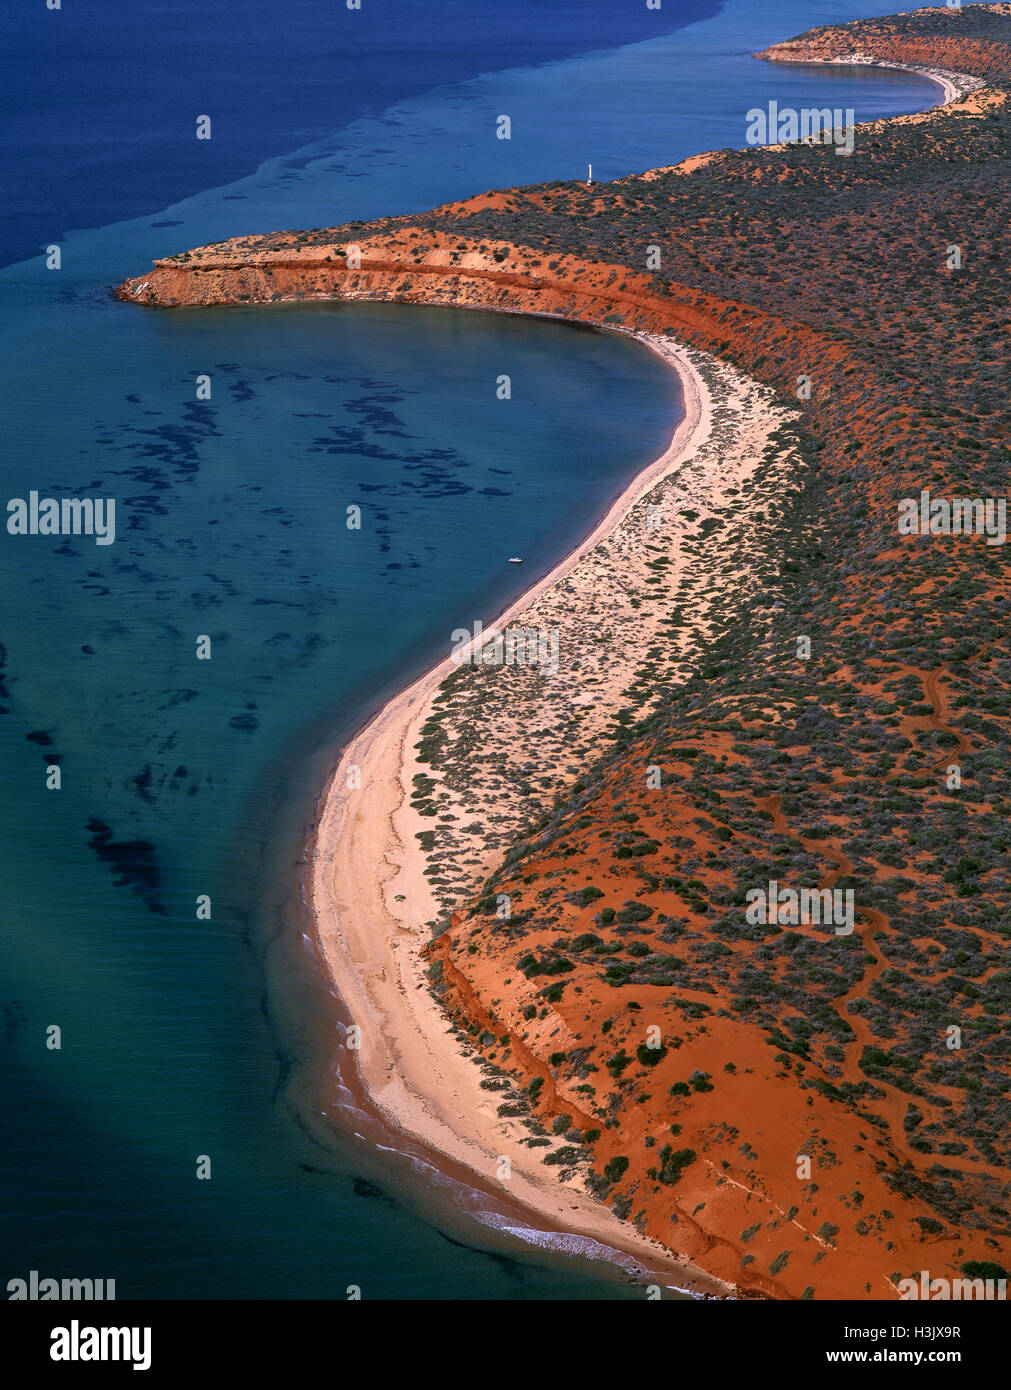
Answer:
(1, 0, 943, 1298)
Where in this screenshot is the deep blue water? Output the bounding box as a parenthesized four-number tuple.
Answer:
(1, 0, 722, 269)
(0, 1, 945, 1298)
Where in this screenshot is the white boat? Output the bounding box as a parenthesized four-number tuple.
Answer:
(508, 557, 523, 564)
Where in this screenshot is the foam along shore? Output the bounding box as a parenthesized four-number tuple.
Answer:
(311, 327, 800, 1294)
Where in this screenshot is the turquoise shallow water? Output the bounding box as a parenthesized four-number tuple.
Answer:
(0, 1, 945, 1298)
(0, 297, 679, 1298)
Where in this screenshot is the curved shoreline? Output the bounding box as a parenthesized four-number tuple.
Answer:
(305, 54, 977, 1294)
(845, 58, 980, 105)
(296, 39, 983, 1301)
(755, 52, 986, 107)
(310, 330, 724, 1293)
(309, 321, 805, 1296)
(886, 61, 983, 105)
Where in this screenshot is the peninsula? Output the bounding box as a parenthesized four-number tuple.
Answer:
(118, 4, 1011, 1299)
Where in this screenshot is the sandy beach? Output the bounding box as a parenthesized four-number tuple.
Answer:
(310, 328, 798, 1292)
(838, 55, 984, 104)
(302, 40, 996, 1306)
(100, 0, 1011, 1303)
(770, 52, 987, 106)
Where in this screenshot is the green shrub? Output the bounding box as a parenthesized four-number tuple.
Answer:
(603, 1155, 630, 1184)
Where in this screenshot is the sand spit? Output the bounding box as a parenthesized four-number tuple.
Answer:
(114, 0, 1011, 1299)
(311, 330, 798, 1294)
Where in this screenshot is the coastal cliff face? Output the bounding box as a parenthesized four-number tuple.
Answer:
(119, 234, 744, 338)
(119, 5, 1011, 1300)
(757, 1, 1011, 82)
